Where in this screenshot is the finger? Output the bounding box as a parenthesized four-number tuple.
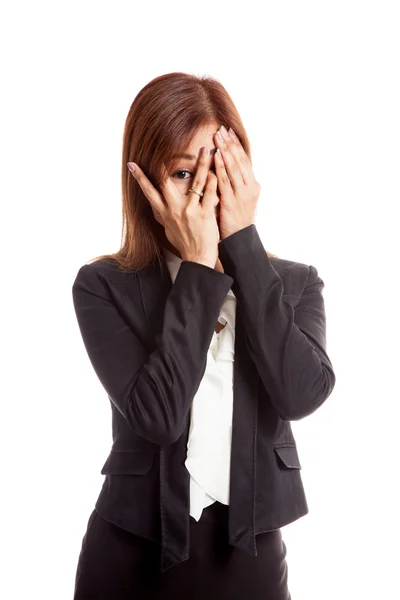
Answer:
(159, 164, 202, 217)
(201, 170, 218, 212)
(214, 131, 245, 192)
(187, 146, 213, 209)
(216, 127, 255, 185)
(127, 162, 166, 215)
(227, 128, 254, 184)
(214, 149, 235, 197)
(159, 166, 182, 204)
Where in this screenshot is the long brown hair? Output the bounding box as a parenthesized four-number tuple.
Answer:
(90, 72, 277, 272)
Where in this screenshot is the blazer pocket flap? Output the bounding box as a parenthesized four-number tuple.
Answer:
(273, 444, 302, 469)
(100, 449, 157, 475)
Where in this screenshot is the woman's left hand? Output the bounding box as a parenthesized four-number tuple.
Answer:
(214, 125, 261, 240)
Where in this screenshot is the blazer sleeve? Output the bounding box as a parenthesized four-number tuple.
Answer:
(72, 260, 234, 446)
(218, 224, 336, 421)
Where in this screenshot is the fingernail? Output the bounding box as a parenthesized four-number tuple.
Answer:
(220, 125, 228, 138)
(127, 162, 136, 174)
(228, 128, 238, 140)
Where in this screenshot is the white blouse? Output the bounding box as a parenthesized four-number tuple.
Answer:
(162, 247, 237, 521)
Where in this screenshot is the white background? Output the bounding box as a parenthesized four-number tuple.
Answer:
(1, 1, 399, 598)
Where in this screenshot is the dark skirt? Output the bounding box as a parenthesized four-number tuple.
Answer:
(73, 501, 291, 599)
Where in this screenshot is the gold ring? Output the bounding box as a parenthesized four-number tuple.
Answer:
(188, 187, 204, 198)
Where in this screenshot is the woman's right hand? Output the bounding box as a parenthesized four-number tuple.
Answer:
(127, 146, 220, 269)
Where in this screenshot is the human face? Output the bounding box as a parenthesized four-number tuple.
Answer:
(152, 121, 221, 229)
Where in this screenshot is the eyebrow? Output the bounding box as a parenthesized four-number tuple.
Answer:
(171, 148, 217, 161)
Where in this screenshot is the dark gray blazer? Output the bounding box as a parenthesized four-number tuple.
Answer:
(71, 224, 335, 573)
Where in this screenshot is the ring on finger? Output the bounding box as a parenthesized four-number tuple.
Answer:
(188, 187, 204, 197)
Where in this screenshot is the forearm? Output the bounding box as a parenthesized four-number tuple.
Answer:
(72, 260, 234, 446)
(218, 225, 336, 420)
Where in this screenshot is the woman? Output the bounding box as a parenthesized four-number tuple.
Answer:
(72, 72, 336, 599)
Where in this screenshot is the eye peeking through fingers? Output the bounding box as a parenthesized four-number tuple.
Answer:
(171, 169, 193, 180)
